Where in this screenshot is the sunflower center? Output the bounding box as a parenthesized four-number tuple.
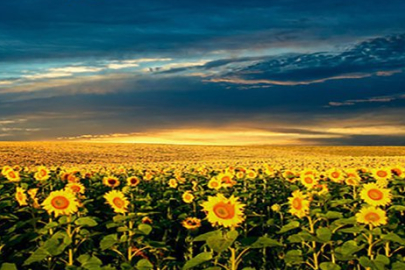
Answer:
(70, 185, 81, 193)
(331, 172, 340, 178)
(211, 182, 219, 187)
(292, 198, 303, 210)
(40, 170, 47, 177)
(392, 169, 401, 175)
(17, 192, 24, 201)
(113, 197, 125, 208)
(304, 177, 313, 184)
(131, 178, 138, 185)
(222, 176, 231, 183)
(377, 171, 387, 177)
(9, 172, 16, 178)
(108, 179, 117, 185)
(368, 189, 383, 200)
(213, 202, 235, 219)
(51, 196, 70, 210)
(365, 212, 380, 222)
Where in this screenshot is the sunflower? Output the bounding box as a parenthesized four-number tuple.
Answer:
(235, 171, 245, 179)
(65, 182, 85, 194)
(1, 165, 12, 175)
(5, 169, 20, 182)
(15, 187, 28, 206)
(143, 171, 153, 181)
(246, 170, 257, 179)
(391, 165, 405, 178)
(34, 166, 50, 181)
(371, 168, 392, 182)
(300, 174, 318, 189)
(326, 168, 345, 183)
(42, 190, 79, 217)
(182, 217, 202, 230)
(127, 176, 140, 187)
(103, 176, 120, 188)
(218, 173, 236, 187)
(360, 183, 392, 206)
(28, 188, 40, 208)
(168, 178, 178, 188)
(345, 176, 360, 187)
(104, 190, 129, 214)
(182, 191, 195, 204)
(282, 170, 296, 182)
(201, 194, 245, 228)
(208, 177, 222, 190)
(288, 190, 310, 218)
(356, 206, 387, 227)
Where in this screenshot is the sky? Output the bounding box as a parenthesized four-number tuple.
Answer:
(1, 0, 405, 145)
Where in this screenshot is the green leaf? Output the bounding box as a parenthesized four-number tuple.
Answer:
(374, 255, 389, 266)
(0, 263, 17, 270)
(278, 221, 300, 234)
(388, 205, 405, 211)
(320, 262, 341, 270)
(250, 236, 282, 248)
(136, 259, 153, 270)
(194, 230, 221, 242)
(75, 217, 98, 227)
(43, 231, 72, 256)
(316, 227, 332, 243)
(284, 250, 303, 265)
(325, 211, 343, 219)
(206, 233, 235, 253)
(287, 231, 316, 243)
(182, 252, 212, 270)
(382, 233, 405, 245)
(330, 199, 353, 207)
(80, 255, 103, 270)
(23, 248, 51, 266)
(393, 262, 405, 270)
(334, 240, 365, 261)
(339, 226, 363, 234)
(100, 234, 118, 250)
(137, 224, 152, 235)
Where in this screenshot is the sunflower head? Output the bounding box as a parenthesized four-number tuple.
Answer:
(182, 191, 195, 204)
(127, 176, 140, 187)
(201, 194, 245, 228)
(288, 190, 310, 218)
(326, 168, 345, 183)
(300, 174, 318, 189)
(42, 190, 79, 217)
(15, 187, 28, 206)
(5, 169, 20, 182)
(208, 177, 222, 190)
(360, 183, 392, 207)
(182, 217, 202, 230)
(372, 168, 392, 181)
(168, 178, 178, 188)
(66, 182, 85, 194)
(103, 176, 120, 188)
(104, 190, 129, 214)
(35, 166, 50, 181)
(356, 206, 387, 227)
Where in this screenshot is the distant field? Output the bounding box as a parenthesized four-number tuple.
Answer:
(0, 142, 405, 166)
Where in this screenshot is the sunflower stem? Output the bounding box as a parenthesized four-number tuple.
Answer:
(67, 215, 74, 266)
(307, 216, 319, 270)
(367, 224, 374, 260)
(128, 219, 134, 262)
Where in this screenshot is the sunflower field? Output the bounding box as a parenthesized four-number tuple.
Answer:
(1, 160, 405, 270)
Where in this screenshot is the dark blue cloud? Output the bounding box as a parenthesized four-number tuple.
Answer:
(1, 1, 405, 145)
(1, 0, 405, 61)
